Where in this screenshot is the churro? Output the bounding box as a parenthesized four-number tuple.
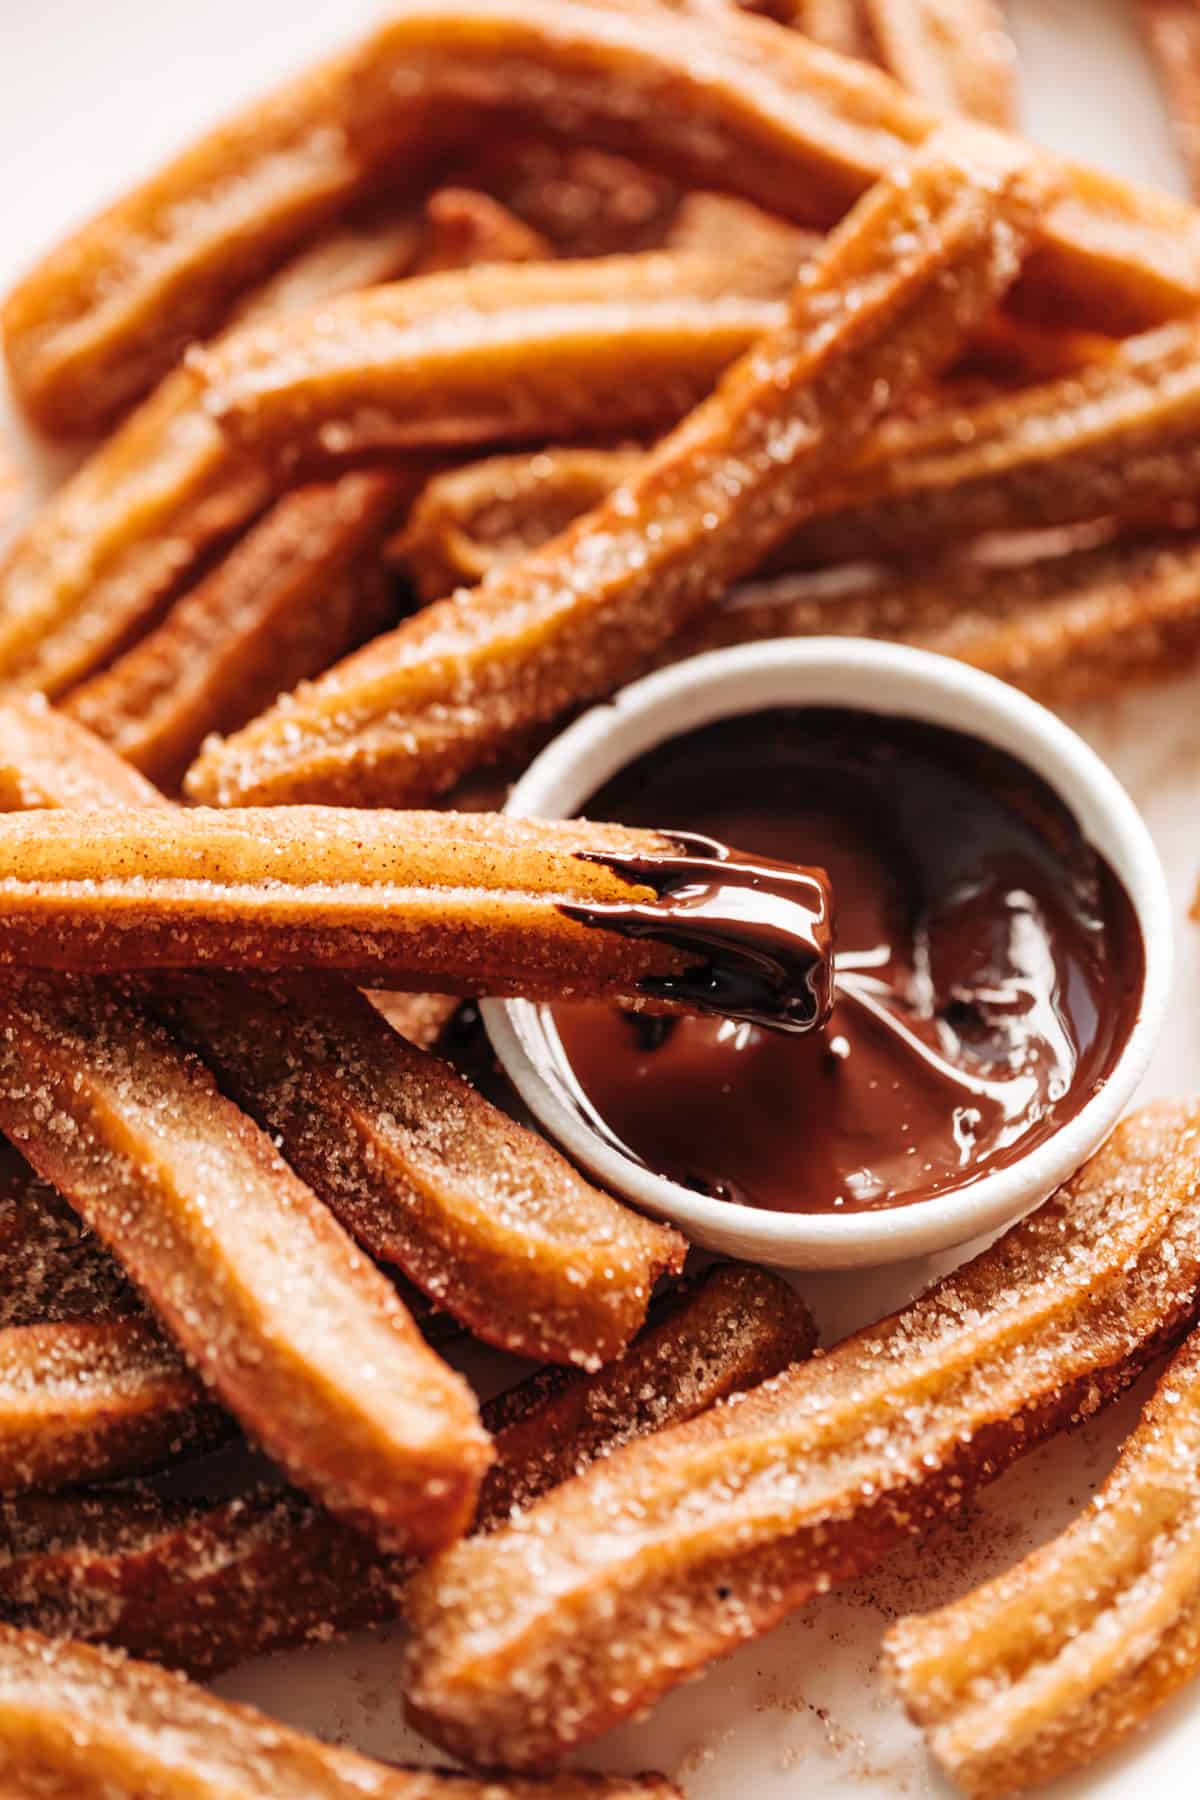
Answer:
(6, 0, 1199, 438)
(0, 1150, 134, 1329)
(445, 139, 679, 258)
(154, 971, 684, 1365)
(0, 1319, 223, 1496)
(676, 529, 1200, 709)
(862, 0, 1017, 128)
(786, 318, 1200, 566)
(0, 1628, 681, 1800)
(1139, 1, 1200, 199)
(0, 1263, 813, 1673)
(404, 1103, 1200, 1770)
(0, 805, 835, 1031)
(413, 187, 553, 272)
(887, 1321, 1200, 1797)
(0, 972, 490, 1551)
(62, 471, 406, 789)
(188, 125, 1042, 808)
(196, 251, 801, 475)
(0, 696, 686, 1368)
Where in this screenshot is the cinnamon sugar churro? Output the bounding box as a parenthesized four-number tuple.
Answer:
(786, 318, 1200, 566)
(0, 806, 835, 1031)
(404, 1104, 1200, 1770)
(62, 471, 405, 789)
(196, 252, 798, 475)
(0, 697, 685, 1369)
(0, 973, 490, 1551)
(862, 0, 1017, 128)
(0, 1264, 812, 1673)
(0, 1152, 133, 1329)
(886, 1322, 1200, 1797)
(5, 0, 1197, 437)
(189, 125, 1043, 808)
(0, 1320, 223, 1497)
(0, 1628, 681, 1800)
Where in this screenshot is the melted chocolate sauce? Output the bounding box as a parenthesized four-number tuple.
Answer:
(549, 708, 1144, 1214)
(562, 833, 834, 1033)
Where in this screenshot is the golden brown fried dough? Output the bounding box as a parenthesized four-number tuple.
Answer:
(0, 803, 822, 1014)
(1139, 0, 1200, 199)
(785, 319, 1200, 565)
(862, 0, 1017, 127)
(196, 248, 800, 475)
(5, 0, 1196, 436)
(414, 187, 553, 272)
(154, 971, 683, 1367)
(0, 1628, 681, 1800)
(189, 125, 1043, 808)
(0, 972, 490, 1551)
(0, 1320, 224, 1496)
(0, 1264, 812, 1673)
(886, 1322, 1200, 1797)
(62, 472, 407, 789)
(0, 696, 686, 1369)
(404, 1104, 1200, 1770)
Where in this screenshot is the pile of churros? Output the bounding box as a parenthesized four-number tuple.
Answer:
(2, 3, 1200, 1796)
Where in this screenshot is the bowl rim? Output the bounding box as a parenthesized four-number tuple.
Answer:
(482, 638, 1173, 1268)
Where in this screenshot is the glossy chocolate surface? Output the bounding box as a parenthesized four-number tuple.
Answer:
(550, 708, 1144, 1213)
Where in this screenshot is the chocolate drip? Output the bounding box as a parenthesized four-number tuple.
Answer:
(560, 831, 834, 1034)
(548, 707, 1144, 1215)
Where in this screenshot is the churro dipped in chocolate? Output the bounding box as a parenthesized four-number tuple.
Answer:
(0, 1264, 813, 1674)
(0, 697, 685, 1368)
(3, 0, 1196, 439)
(0, 805, 835, 1033)
(188, 125, 1044, 808)
(0, 1628, 681, 1800)
(62, 472, 404, 789)
(887, 1320, 1200, 1797)
(404, 1104, 1200, 1770)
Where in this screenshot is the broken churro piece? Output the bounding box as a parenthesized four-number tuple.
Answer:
(62, 472, 406, 789)
(0, 696, 685, 1369)
(886, 1321, 1200, 1798)
(0, 1628, 680, 1799)
(404, 1104, 1200, 1770)
(0, 1264, 812, 1673)
(4, 0, 1196, 436)
(0, 972, 490, 1552)
(188, 124, 1043, 807)
(0, 805, 835, 1032)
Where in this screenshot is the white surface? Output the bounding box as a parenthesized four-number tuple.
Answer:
(487, 640, 1172, 1267)
(0, 0, 1197, 1794)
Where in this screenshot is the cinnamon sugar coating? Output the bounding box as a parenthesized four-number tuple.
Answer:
(0, 971, 489, 1552)
(0, 1628, 680, 1799)
(405, 1105, 1200, 1769)
(0, 1264, 812, 1674)
(886, 1321, 1200, 1796)
(5, 0, 1200, 438)
(188, 124, 1044, 807)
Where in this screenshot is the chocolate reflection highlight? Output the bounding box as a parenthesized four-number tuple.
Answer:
(561, 832, 834, 1034)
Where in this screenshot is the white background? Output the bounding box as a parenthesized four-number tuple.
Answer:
(1, 1, 1198, 1793)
